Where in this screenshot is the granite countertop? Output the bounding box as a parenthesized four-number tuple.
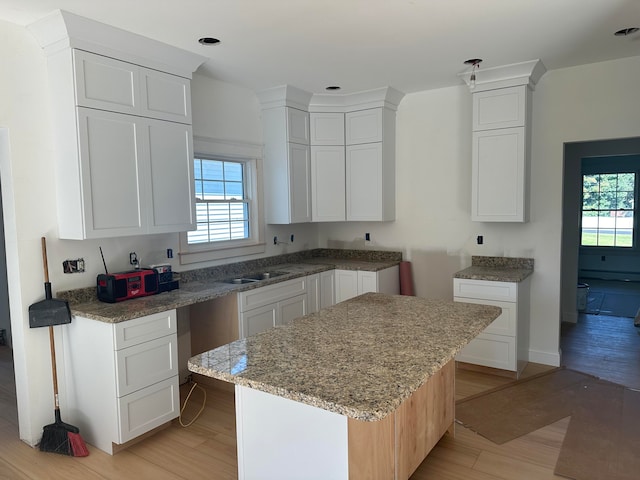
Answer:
(62, 250, 401, 323)
(188, 292, 501, 421)
(454, 255, 534, 283)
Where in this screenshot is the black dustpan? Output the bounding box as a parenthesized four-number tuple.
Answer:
(29, 237, 71, 328)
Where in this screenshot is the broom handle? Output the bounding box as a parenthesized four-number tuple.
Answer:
(48, 325, 60, 409)
(41, 237, 49, 283)
(41, 237, 60, 409)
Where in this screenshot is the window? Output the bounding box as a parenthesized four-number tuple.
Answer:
(581, 172, 635, 247)
(179, 137, 265, 264)
(188, 158, 249, 244)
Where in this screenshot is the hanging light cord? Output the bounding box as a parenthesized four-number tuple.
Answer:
(179, 379, 207, 427)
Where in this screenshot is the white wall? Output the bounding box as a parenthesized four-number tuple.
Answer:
(319, 55, 640, 367)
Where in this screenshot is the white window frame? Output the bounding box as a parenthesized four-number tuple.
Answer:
(179, 136, 265, 264)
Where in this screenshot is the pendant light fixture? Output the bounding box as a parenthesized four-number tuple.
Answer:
(464, 59, 483, 89)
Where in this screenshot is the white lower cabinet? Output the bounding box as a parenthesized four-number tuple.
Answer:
(238, 277, 309, 338)
(453, 278, 530, 376)
(62, 310, 179, 454)
(335, 266, 400, 303)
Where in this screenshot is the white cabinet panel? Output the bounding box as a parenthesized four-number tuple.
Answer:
(310, 112, 344, 145)
(311, 145, 346, 221)
(278, 294, 307, 326)
(455, 332, 516, 372)
(454, 296, 516, 336)
(114, 310, 177, 349)
(77, 108, 144, 237)
(346, 143, 383, 221)
(287, 107, 310, 145)
(358, 271, 378, 295)
(335, 270, 359, 303)
(346, 108, 383, 144)
(335, 266, 399, 304)
(146, 119, 195, 232)
(320, 270, 336, 309)
(472, 86, 526, 130)
(239, 277, 307, 312)
(453, 278, 517, 302)
(289, 143, 312, 223)
(472, 127, 526, 222)
(242, 303, 278, 338)
(140, 68, 191, 123)
(115, 335, 178, 397)
(118, 376, 179, 444)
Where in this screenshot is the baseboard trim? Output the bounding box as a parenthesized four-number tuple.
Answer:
(528, 349, 561, 367)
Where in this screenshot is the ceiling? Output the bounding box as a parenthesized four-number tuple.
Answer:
(1, 0, 639, 95)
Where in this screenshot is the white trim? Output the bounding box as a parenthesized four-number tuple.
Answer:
(179, 136, 265, 265)
(528, 348, 561, 367)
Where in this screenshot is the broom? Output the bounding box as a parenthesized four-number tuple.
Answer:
(29, 237, 89, 456)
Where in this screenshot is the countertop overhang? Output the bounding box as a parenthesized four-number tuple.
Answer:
(188, 292, 501, 421)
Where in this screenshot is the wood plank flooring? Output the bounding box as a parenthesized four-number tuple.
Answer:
(0, 345, 568, 480)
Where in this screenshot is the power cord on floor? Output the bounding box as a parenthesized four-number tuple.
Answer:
(179, 376, 207, 427)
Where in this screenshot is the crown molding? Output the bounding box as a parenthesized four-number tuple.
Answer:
(458, 59, 547, 92)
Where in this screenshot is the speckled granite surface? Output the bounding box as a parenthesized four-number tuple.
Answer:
(59, 249, 401, 323)
(454, 256, 534, 283)
(188, 292, 501, 421)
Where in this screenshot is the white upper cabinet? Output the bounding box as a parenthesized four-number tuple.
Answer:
(310, 112, 345, 145)
(346, 108, 383, 144)
(74, 49, 192, 124)
(261, 106, 312, 224)
(29, 11, 205, 239)
(463, 60, 546, 224)
(472, 86, 526, 131)
(471, 86, 530, 223)
(311, 145, 346, 222)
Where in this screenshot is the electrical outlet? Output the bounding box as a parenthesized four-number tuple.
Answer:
(365, 233, 371, 241)
(63, 259, 85, 273)
(477, 235, 483, 245)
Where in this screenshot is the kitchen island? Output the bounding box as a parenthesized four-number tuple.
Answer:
(188, 292, 501, 480)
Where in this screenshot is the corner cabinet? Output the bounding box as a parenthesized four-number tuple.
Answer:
(335, 265, 400, 303)
(261, 106, 312, 224)
(453, 278, 530, 377)
(46, 48, 196, 239)
(62, 310, 180, 454)
(471, 85, 531, 223)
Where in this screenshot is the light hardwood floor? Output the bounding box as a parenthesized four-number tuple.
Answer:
(0, 345, 567, 480)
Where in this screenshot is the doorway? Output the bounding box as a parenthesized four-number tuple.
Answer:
(560, 136, 640, 389)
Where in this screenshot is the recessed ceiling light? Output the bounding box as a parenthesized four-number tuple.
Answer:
(198, 37, 221, 45)
(614, 27, 639, 36)
(326, 86, 341, 91)
(463, 58, 483, 66)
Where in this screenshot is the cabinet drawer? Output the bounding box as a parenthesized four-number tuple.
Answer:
(454, 297, 516, 336)
(115, 335, 178, 397)
(114, 310, 177, 349)
(453, 278, 517, 302)
(455, 333, 516, 371)
(239, 277, 307, 312)
(117, 376, 179, 444)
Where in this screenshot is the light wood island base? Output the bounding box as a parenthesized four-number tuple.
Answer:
(236, 360, 454, 480)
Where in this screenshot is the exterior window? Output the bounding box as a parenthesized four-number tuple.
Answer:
(581, 172, 635, 247)
(188, 158, 249, 244)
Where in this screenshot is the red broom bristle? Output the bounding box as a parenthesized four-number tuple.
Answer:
(68, 432, 89, 457)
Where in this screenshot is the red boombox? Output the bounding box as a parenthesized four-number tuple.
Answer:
(97, 269, 158, 303)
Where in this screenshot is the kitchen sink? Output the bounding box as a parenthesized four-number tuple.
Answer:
(221, 271, 289, 284)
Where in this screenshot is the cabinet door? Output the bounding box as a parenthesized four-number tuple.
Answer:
(310, 112, 345, 145)
(307, 274, 320, 314)
(73, 50, 139, 115)
(144, 118, 195, 233)
(320, 270, 336, 309)
(455, 332, 516, 371)
(77, 107, 145, 238)
(358, 271, 378, 295)
(346, 108, 383, 145)
(241, 304, 278, 338)
(140, 68, 192, 123)
(472, 86, 526, 131)
(278, 294, 307, 326)
(289, 143, 312, 223)
(472, 127, 526, 222)
(311, 145, 346, 222)
(335, 270, 358, 303)
(346, 143, 383, 221)
(287, 108, 310, 145)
